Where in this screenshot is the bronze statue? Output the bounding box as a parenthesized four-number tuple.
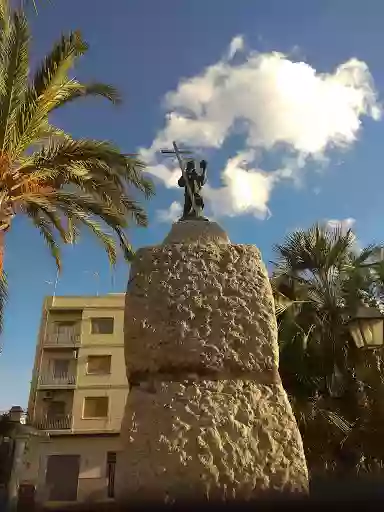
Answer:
(178, 159, 207, 219)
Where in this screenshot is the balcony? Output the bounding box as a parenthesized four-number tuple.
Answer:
(39, 371, 76, 388)
(32, 414, 72, 431)
(44, 330, 80, 347)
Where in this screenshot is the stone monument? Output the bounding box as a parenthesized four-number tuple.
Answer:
(115, 145, 308, 504)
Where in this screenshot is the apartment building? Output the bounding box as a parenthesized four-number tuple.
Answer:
(24, 293, 128, 504)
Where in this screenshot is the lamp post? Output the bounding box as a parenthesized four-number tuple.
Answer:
(347, 305, 384, 423)
(347, 306, 384, 349)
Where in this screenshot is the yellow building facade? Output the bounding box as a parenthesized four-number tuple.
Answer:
(24, 294, 127, 504)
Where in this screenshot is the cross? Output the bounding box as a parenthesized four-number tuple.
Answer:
(161, 141, 197, 213)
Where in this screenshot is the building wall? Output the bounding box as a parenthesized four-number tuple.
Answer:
(21, 435, 121, 503)
(72, 388, 128, 432)
(76, 347, 126, 388)
(47, 310, 83, 326)
(45, 295, 125, 311)
(19, 436, 49, 486)
(34, 390, 74, 419)
(40, 350, 78, 377)
(28, 294, 127, 428)
(27, 301, 51, 417)
(25, 294, 128, 503)
(80, 308, 124, 348)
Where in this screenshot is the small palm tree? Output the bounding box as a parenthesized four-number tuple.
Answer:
(272, 223, 384, 474)
(0, 1, 154, 330)
(273, 223, 381, 389)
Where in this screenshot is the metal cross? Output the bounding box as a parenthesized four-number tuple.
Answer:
(160, 141, 197, 213)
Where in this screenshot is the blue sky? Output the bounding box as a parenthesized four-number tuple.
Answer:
(2, 0, 384, 409)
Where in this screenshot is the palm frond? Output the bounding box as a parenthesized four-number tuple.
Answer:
(27, 208, 62, 270)
(48, 81, 122, 110)
(0, 1, 153, 281)
(36, 122, 73, 144)
(23, 201, 71, 243)
(20, 0, 46, 15)
(0, 9, 29, 152)
(18, 138, 153, 214)
(21, 189, 139, 263)
(13, 31, 87, 157)
(53, 193, 137, 262)
(273, 223, 356, 277)
(274, 223, 384, 474)
(31, 31, 87, 97)
(66, 212, 119, 265)
(0, 0, 9, 32)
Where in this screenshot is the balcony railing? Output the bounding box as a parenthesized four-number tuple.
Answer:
(32, 414, 72, 431)
(44, 331, 80, 346)
(39, 371, 76, 387)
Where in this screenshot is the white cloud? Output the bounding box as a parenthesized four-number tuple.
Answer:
(326, 217, 361, 253)
(326, 217, 356, 232)
(204, 152, 274, 219)
(141, 36, 380, 218)
(157, 201, 182, 223)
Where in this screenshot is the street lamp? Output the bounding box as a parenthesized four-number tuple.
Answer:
(348, 306, 384, 349)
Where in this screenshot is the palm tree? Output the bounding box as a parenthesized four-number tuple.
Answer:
(273, 224, 382, 389)
(0, 1, 154, 329)
(272, 223, 384, 475)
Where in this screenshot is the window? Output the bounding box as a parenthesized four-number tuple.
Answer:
(47, 401, 66, 418)
(90, 317, 114, 334)
(54, 322, 75, 336)
(52, 322, 78, 344)
(86, 355, 111, 375)
(83, 396, 109, 418)
(53, 359, 70, 378)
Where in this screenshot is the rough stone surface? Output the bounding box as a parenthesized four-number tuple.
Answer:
(163, 219, 230, 245)
(116, 222, 308, 502)
(117, 381, 308, 501)
(125, 243, 278, 375)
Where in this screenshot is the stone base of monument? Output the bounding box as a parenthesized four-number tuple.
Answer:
(115, 220, 308, 503)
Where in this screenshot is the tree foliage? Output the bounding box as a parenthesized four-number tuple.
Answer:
(272, 223, 384, 475)
(0, 0, 154, 333)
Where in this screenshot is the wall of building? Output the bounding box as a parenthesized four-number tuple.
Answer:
(40, 350, 77, 377)
(34, 390, 74, 419)
(24, 294, 128, 504)
(27, 304, 49, 415)
(21, 435, 122, 503)
(47, 310, 83, 326)
(45, 295, 125, 311)
(19, 436, 49, 486)
(72, 388, 128, 432)
(80, 308, 124, 347)
(28, 294, 127, 425)
(76, 346, 126, 388)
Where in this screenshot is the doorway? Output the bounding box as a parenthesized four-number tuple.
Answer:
(46, 454, 80, 501)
